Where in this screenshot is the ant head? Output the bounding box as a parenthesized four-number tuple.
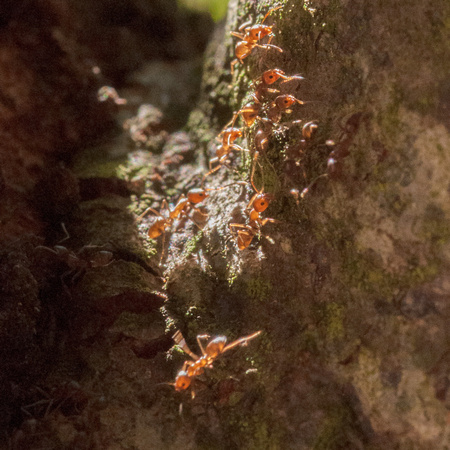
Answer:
(275, 95, 301, 110)
(302, 121, 318, 140)
(241, 104, 261, 126)
(262, 69, 284, 85)
(222, 127, 243, 145)
(229, 128, 243, 140)
(187, 188, 209, 204)
(222, 127, 242, 137)
(175, 371, 191, 391)
(253, 193, 274, 213)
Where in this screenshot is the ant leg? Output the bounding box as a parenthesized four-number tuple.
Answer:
(158, 230, 168, 265)
(137, 206, 164, 222)
(254, 43, 283, 53)
(229, 223, 252, 233)
(245, 192, 258, 213)
(230, 143, 249, 154)
(203, 163, 223, 187)
(300, 173, 328, 198)
(238, 19, 253, 31)
(196, 334, 210, 356)
(230, 31, 247, 39)
(250, 150, 264, 194)
(138, 198, 169, 222)
(259, 217, 278, 226)
(226, 111, 241, 128)
(180, 360, 194, 372)
(230, 59, 239, 75)
(59, 222, 70, 243)
(207, 180, 247, 193)
(222, 331, 262, 353)
(173, 330, 199, 360)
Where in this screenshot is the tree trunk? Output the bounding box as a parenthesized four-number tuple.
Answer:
(158, 0, 450, 448)
(1, 0, 449, 448)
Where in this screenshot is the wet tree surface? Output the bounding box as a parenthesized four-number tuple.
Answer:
(1, 0, 450, 448)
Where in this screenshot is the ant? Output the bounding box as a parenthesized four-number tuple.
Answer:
(171, 330, 262, 399)
(230, 100, 264, 128)
(230, 6, 283, 74)
(230, 84, 304, 130)
(229, 153, 276, 250)
(327, 112, 367, 179)
(267, 94, 304, 123)
(284, 120, 319, 158)
(139, 182, 245, 259)
(205, 127, 248, 177)
(284, 120, 329, 199)
(36, 244, 113, 283)
(254, 123, 271, 154)
(251, 69, 304, 102)
(35, 244, 114, 297)
(302, 121, 318, 140)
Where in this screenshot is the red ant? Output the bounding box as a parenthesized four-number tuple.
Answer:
(302, 121, 318, 140)
(252, 69, 303, 102)
(327, 112, 367, 178)
(171, 330, 261, 398)
(230, 101, 264, 128)
(230, 6, 283, 74)
(205, 127, 248, 178)
(254, 124, 271, 154)
(36, 244, 113, 271)
(230, 85, 304, 130)
(138, 182, 244, 259)
(229, 153, 276, 250)
(283, 120, 329, 200)
(267, 94, 304, 123)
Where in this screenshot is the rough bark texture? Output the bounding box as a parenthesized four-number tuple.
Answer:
(1, 0, 449, 449)
(145, 0, 450, 448)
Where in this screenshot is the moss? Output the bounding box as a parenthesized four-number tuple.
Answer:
(227, 264, 238, 287)
(377, 85, 405, 139)
(312, 405, 354, 450)
(72, 145, 128, 178)
(324, 302, 345, 340)
(182, 230, 204, 258)
(246, 277, 272, 302)
(299, 328, 320, 354)
(419, 204, 450, 246)
(225, 399, 283, 450)
(406, 261, 439, 285)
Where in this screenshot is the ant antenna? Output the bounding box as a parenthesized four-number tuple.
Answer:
(250, 151, 263, 193)
(300, 173, 328, 198)
(261, 5, 282, 24)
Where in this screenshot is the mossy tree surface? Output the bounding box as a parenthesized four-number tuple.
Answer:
(147, 0, 450, 448)
(4, 0, 447, 448)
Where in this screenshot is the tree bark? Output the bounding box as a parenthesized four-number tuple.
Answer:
(1, 0, 449, 448)
(158, 0, 450, 448)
